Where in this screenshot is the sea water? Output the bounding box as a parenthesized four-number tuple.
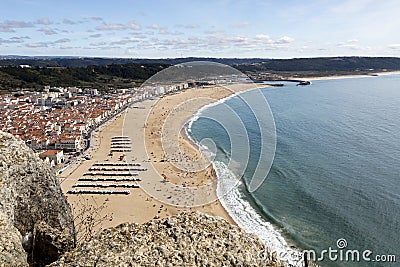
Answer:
(188, 75, 400, 266)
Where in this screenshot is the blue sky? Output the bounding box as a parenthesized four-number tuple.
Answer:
(1, 0, 400, 58)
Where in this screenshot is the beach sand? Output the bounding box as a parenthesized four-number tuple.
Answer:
(297, 70, 400, 81)
(60, 83, 261, 238)
(60, 69, 400, 238)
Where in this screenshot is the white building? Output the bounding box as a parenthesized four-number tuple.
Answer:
(55, 135, 83, 152)
(39, 149, 64, 166)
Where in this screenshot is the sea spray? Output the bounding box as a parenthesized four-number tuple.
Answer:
(214, 160, 304, 267)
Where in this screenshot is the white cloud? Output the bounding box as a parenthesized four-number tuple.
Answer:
(62, 19, 77, 25)
(176, 24, 200, 29)
(231, 22, 251, 28)
(128, 21, 141, 30)
(148, 24, 182, 35)
(36, 18, 52, 25)
(143, 32, 296, 53)
(95, 21, 141, 31)
(53, 38, 70, 44)
(96, 23, 127, 31)
(110, 38, 140, 45)
(336, 40, 372, 51)
(255, 34, 272, 41)
(90, 17, 104, 21)
(338, 39, 359, 47)
(276, 36, 294, 44)
(126, 48, 138, 55)
(89, 41, 107, 46)
(346, 39, 359, 44)
(149, 23, 160, 30)
(388, 44, 400, 50)
(26, 42, 48, 48)
(38, 27, 58, 35)
(25, 38, 70, 48)
(227, 36, 248, 43)
(0, 37, 26, 44)
(0, 20, 34, 32)
(254, 35, 294, 45)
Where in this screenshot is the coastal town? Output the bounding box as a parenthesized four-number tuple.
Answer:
(0, 82, 189, 167)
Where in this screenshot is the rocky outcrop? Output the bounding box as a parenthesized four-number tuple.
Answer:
(0, 132, 75, 266)
(0, 212, 28, 266)
(51, 212, 285, 267)
(0, 131, 285, 266)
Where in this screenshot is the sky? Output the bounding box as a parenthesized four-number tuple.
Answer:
(1, 0, 400, 58)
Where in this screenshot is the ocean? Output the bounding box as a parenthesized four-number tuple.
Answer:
(188, 75, 400, 267)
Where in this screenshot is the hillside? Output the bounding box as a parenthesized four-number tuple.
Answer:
(0, 56, 269, 67)
(0, 63, 169, 91)
(234, 57, 400, 72)
(1, 57, 400, 91)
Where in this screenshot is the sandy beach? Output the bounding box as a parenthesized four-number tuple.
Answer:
(298, 70, 400, 81)
(59, 70, 400, 238)
(60, 83, 262, 237)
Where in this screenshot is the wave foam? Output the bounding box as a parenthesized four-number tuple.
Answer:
(214, 160, 304, 267)
(186, 89, 254, 133)
(185, 87, 304, 266)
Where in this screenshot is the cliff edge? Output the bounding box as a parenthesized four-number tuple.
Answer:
(0, 131, 285, 267)
(51, 212, 285, 267)
(0, 132, 75, 266)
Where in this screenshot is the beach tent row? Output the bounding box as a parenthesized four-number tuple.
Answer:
(79, 177, 142, 182)
(111, 141, 131, 144)
(111, 136, 130, 139)
(89, 167, 147, 171)
(83, 171, 139, 176)
(111, 145, 132, 149)
(93, 162, 141, 166)
(72, 183, 139, 188)
(111, 149, 132, 152)
(111, 139, 131, 142)
(67, 189, 130, 195)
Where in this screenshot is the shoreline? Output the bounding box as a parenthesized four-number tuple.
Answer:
(59, 82, 303, 265)
(59, 83, 264, 234)
(140, 83, 267, 221)
(58, 72, 400, 266)
(253, 70, 400, 84)
(296, 70, 400, 82)
(184, 86, 304, 266)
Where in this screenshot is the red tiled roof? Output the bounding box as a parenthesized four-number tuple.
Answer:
(40, 149, 62, 155)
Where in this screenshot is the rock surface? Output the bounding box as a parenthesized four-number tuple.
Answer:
(0, 132, 75, 266)
(50, 212, 285, 267)
(0, 131, 286, 266)
(0, 212, 28, 267)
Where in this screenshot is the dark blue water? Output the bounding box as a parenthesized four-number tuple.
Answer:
(190, 75, 400, 266)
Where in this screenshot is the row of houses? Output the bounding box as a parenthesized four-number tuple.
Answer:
(2, 82, 197, 167)
(0, 89, 134, 166)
